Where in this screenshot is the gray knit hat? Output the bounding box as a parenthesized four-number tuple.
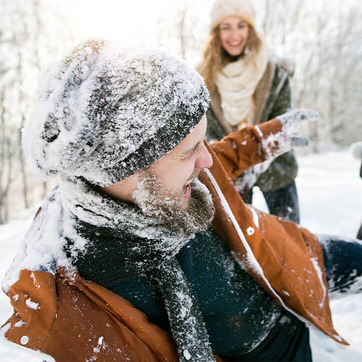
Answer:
(23, 40, 210, 186)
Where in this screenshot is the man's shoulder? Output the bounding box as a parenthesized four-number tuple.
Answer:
(2, 267, 178, 360)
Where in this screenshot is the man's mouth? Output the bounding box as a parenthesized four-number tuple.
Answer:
(183, 172, 200, 200)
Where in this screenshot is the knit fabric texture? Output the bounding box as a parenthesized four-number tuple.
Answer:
(216, 41, 269, 126)
(23, 39, 210, 186)
(210, 0, 257, 30)
(60, 176, 215, 361)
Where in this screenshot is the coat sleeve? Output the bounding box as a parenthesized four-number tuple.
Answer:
(209, 118, 286, 180)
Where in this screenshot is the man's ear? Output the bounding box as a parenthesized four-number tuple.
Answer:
(98, 172, 139, 203)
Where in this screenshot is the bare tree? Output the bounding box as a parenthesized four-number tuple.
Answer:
(155, 0, 208, 66)
(0, 0, 73, 223)
(256, 0, 362, 148)
(0, 90, 14, 223)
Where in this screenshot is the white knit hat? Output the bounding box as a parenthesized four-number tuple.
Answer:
(210, 0, 257, 30)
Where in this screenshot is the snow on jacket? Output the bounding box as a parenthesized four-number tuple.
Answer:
(1, 118, 347, 361)
(206, 57, 298, 193)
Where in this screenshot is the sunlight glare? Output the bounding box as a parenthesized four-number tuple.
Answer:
(68, 0, 176, 47)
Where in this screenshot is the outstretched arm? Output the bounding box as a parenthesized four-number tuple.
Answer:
(209, 109, 318, 180)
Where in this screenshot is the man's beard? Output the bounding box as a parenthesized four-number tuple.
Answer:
(132, 170, 215, 235)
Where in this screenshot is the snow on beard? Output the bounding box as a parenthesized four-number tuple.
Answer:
(132, 169, 215, 234)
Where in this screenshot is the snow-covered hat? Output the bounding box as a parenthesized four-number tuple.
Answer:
(210, 0, 257, 30)
(23, 40, 209, 186)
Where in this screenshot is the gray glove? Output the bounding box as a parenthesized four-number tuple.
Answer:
(235, 109, 319, 197)
(277, 109, 319, 147)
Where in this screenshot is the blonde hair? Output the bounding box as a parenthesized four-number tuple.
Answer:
(200, 25, 262, 93)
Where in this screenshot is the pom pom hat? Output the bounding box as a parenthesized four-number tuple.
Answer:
(210, 0, 257, 30)
(23, 40, 210, 186)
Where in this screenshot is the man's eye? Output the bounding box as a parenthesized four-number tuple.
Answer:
(181, 143, 203, 161)
(193, 144, 204, 156)
(185, 151, 195, 159)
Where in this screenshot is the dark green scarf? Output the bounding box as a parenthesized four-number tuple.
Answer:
(59, 176, 215, 361)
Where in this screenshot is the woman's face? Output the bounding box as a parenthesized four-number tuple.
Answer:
(219, 15, 250, 57)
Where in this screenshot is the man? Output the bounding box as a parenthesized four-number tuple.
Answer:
(1, 40, 361, 361)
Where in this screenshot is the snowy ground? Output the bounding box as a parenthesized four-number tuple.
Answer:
(0, 150, 361, 361)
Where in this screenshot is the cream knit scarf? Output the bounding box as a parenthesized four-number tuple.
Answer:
(216, 41, 269, 127)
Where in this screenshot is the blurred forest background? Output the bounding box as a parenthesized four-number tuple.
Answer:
(1, 0, 361, 223)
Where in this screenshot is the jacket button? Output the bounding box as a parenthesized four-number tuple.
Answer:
(246, 227, 255, 235)
(20, 336, 29, 345)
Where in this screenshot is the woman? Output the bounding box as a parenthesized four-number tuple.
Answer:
(200, 0, 300, 223)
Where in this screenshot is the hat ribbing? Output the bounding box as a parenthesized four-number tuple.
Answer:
(210, 0, 257, 30)
(23, 40, 210, 186)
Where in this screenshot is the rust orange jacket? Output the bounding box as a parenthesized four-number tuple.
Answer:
(1, 118, 347, 361)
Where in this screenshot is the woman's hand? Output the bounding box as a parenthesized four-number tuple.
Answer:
(277, 109, 319, 147)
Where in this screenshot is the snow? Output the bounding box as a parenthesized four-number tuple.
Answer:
(310, 257, 327, 308)
(0, 149, 361, 360)
(23, 41, 209, 188)
(278, 109, 319, 134)
(1, 187, 69, 293)
(254, 150, 362, 361)
(183, 349, 192, 360)
(25, 299, 39, 310)
(350, 142, 362, 160)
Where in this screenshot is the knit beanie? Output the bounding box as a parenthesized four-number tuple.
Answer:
(210, 0, 257, 30)
(23, 39, 210, 187)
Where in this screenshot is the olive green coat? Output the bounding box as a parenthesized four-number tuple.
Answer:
(206, 58, 298, 192)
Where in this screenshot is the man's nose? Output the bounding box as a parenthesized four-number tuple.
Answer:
(195, 145, 213, 169)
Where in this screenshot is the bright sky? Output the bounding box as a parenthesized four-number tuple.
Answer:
(68, 0, 209, 48)
(65, 0, 361, 60)
(41, 0, 362, 68)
